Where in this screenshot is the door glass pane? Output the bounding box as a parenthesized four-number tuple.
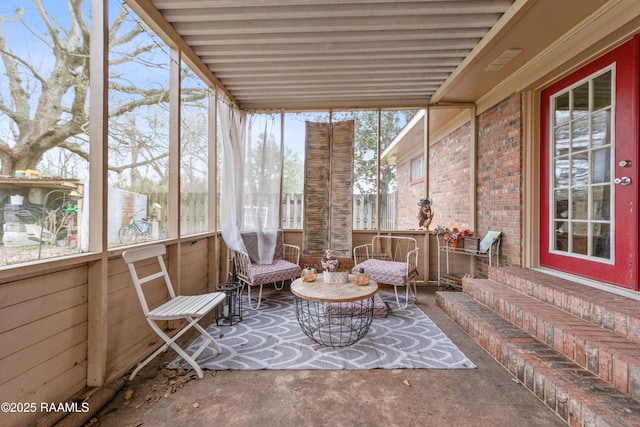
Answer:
(550, 67, 613, 261)
(572, 222, 588, 255)
(571, 152, 589, 187)
(593, 71, 612, 110)
(554, 194, 569, 252)
(555, 229, 569, 252)
(555, 124, 570, 156)
(554, 156, 570, 187)
(592, 185, 610, 221)
(572, 82, 590, 120)
(555, 93, 570, 126)
(591, 110, 611, 148)
(591, 148, 610, 184)
(592, 223, 610, 259)
(571, 187, 588, 220)
(571, 118, 589, 152)
(554, 191, 569, 219)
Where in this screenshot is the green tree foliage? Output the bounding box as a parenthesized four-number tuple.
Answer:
(282, 147, 303, 194)
(333, 109, 417, 196)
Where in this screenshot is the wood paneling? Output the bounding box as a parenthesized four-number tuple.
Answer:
(0, 322, 87, 385)
(106, 255, 169, 378)
(180, 239, 209, 295)
(0, 266, 88, 427)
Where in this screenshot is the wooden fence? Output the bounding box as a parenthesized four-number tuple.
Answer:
(147, 192, 208, 236)
(147, 192, 397, 232)
(282, 193, 397, 230)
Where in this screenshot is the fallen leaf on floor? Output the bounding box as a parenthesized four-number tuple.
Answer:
(403, 379, 411, 386)
(124, 389, 134, 401)
(144, 394, 153, 402)
(164, 386, 172, 398)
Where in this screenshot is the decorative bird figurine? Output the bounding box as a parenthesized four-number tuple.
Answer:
(417, 198, 433, 229)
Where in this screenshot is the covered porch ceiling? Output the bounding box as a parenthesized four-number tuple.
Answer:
(136, 0, 612, 110)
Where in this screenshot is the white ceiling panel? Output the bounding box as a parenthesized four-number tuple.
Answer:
(143, 0, 614, 110)
(148, 0, 514, 109)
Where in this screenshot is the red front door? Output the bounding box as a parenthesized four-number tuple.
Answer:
(540, 36, 639, 290)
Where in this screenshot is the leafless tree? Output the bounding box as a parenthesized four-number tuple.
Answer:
(0, 0, 205, 179)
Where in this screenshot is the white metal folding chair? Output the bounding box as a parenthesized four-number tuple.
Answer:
(122, 244, 225, 379)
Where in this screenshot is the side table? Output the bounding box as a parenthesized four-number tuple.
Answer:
(290, 275, 378, 347)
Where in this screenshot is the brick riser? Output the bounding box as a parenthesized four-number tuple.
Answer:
(436, 292, 640, 426)
(489, 267, 640, 346)
(463, 278, 640, 400)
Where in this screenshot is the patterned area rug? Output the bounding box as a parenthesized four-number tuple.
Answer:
(170, 293, 476, 370)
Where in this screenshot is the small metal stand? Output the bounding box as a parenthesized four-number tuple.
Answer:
(216, 282, 243, 326)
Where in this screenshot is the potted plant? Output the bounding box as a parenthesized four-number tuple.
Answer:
(433, 226, 471, 249)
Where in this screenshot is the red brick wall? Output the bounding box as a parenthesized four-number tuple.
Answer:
(429, 122, 472, 230)
(382, 94, 523, 278)
(476, 93, 523, 274)
(394, 161, 425, 230)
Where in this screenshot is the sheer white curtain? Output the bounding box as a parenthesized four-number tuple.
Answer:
(218, 94, 282, 264)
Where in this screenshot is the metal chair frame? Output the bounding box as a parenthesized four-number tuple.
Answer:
(353, 235, 419, 309)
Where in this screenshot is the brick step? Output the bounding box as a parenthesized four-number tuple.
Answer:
(489, 267, 640, 346)
(464, 277, 640, 399)
(436, 292, 640, 427)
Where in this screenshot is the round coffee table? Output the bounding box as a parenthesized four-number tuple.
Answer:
(290, 274, 378, 347)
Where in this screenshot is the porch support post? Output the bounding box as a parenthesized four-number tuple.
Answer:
(522, 90, 539, 268)
(87, 0, 109, 386)
(469, 105, 478, 275)
(169, 49, 181, 242)
(469, 105, 477, 233)
(376, 109, 381, 232)
(423, 106, 430, 284)
(208, 90, 219, 290)
(168, 49, 181, 315)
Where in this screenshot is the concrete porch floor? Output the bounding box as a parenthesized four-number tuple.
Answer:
(89, 287, 566, 427)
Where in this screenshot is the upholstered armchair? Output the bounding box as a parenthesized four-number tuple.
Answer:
(231, 230, 300, 309)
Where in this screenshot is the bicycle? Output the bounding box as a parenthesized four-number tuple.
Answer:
(118, 209, 153, 244)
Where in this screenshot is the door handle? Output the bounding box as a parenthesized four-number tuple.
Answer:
(614, 177, 632, 185)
